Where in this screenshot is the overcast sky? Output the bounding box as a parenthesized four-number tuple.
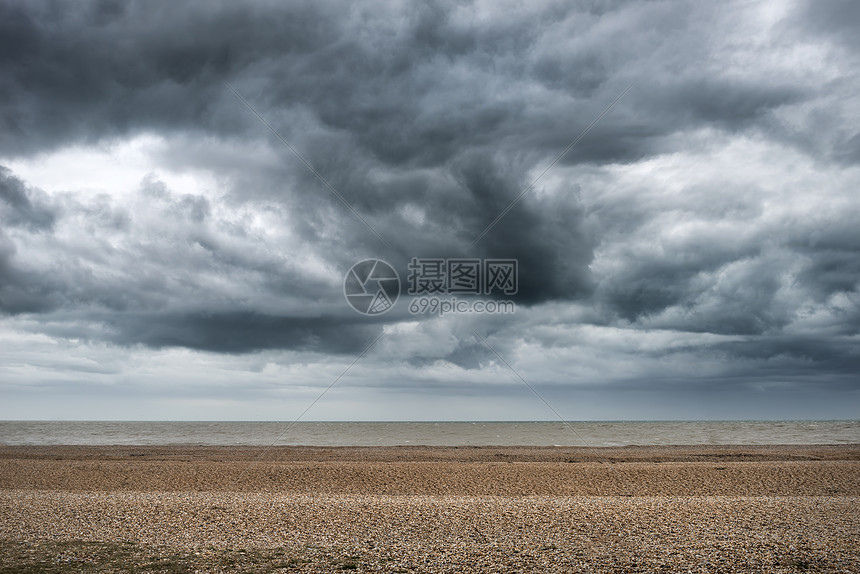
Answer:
(1, 0, 858, 421)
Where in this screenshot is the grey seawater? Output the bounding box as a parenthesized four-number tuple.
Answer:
(1, 420, 858, 446)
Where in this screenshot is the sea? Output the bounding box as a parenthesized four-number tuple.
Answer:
(0, 420, 858, 447)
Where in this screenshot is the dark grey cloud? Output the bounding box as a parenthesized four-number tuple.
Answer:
(795, 0, 860, 52)
(0, 169, 384, 352)
(0, 167, 57, 231)
(0, 168, 61, 313)
(788, 217, 860, 305)
(96, 311, 377, 354)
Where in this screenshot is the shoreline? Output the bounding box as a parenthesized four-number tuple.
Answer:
(3, 443, 859, 461)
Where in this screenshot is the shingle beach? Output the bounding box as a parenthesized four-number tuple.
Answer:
(1, 445, 858, 573)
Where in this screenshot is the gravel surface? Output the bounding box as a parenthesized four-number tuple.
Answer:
(1, 445, 857, 573)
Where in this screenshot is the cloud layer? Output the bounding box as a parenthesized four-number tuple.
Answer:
(1, 0, 858, 419)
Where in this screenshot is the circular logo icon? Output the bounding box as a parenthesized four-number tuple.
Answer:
(343, 259, 400, 315)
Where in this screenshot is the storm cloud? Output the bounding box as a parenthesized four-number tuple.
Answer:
(0, 0, 858, 419)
